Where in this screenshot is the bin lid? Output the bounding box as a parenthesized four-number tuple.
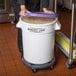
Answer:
(25, 12, 58, 18)
(21, 12, 58, 24)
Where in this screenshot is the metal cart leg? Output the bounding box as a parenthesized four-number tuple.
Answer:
(66, 3, 75, 69)
(54, 0, 57, 13)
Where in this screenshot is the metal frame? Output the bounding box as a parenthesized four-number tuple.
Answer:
(55, 2, 75, 69)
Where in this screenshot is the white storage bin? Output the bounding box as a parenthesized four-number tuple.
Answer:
(17, 16, 61, 64)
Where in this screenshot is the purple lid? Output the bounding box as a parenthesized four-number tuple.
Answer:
(25, 12, 58, 18)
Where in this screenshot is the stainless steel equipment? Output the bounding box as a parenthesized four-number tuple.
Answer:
(56, 2, 76, 69)
(0, 0, 15, 23)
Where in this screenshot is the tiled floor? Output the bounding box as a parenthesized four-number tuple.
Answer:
(0, 7, 76, 76)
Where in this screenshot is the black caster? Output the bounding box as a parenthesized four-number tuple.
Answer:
(50, 65, 54, 70)
(32, 69, 38, 73)
(66, 61, 73, 69)
(50, 59, 56, 70)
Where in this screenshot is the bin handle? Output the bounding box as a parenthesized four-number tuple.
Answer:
(16, 17, 23, 28)
(55, 21, 61, 30)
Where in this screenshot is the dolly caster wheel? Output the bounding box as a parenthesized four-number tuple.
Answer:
(32, 69, 38, 73)
(66, 61, 73, 69)
(50, 59, 56, 70)
(66, 63, 73, 69)
(50, 65, 54, 70)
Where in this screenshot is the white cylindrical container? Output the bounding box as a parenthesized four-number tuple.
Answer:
(17, 16, 61, 64)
